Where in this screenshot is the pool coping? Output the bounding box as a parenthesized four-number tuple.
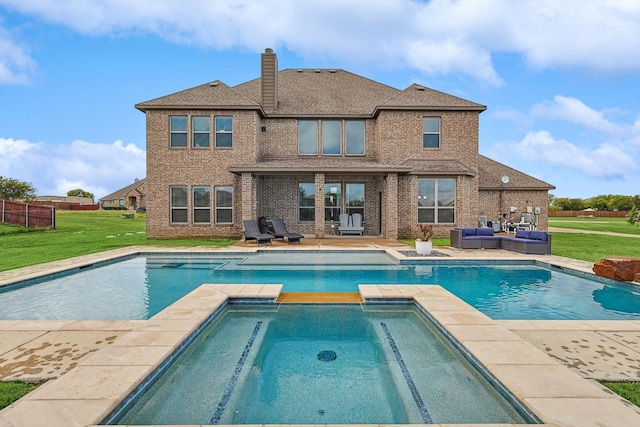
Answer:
(1, 245, 640, 427)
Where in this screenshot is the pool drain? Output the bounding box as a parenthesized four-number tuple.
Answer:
(317, 350, 337, 362)
(318, 409, 325, 416)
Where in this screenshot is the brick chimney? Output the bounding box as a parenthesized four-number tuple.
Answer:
(261, 48, 278, 111)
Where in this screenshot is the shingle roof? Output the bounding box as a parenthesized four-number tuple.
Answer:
(478, 156, 555, 190)
(377, 84, 486, 112)
(136, 69, 484, 116)
(402, 159, 476, 176)
(228, 157, 411, 175)
(135, 81, 260, 111)
(99, 178, 147, 201)
(233, 69, 401, 116)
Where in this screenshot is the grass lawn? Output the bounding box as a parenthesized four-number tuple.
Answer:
(601, 382, 640, 408)
(549, 217, 640, 262)
(0, 381, 37, 410)
(549, 216, 640, 235)
(0, 210, 236, 272)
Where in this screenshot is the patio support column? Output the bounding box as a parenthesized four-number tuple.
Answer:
(241, 172, 255, 221)
(385, 173, 398, 240)
(314, 173, 325, 238)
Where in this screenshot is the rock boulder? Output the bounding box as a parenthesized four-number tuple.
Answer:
(593, 258, 640, 282)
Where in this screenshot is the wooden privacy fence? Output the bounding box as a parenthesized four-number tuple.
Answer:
(1, 199, 56, 229)
(549, 210, 629, 218)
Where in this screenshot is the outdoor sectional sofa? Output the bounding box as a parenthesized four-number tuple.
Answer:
(450, 228, 552, 255)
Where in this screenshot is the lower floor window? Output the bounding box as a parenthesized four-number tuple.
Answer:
(193, 186, 211, 223)
(298, 183, 315, 221)
(170, 186, 188, 223)
(325, 182, 341, 221)
(418, 178, 455, 223)
(215, 186, 233, 223)
(298, 182, 365, 222)
(345, 183, 365, 219)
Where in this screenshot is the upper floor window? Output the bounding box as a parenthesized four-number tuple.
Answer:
(322, 121, 341, 155)
(418, 178, 454, 223)
(298, 119, 365, 156)
(298, 121, 318, 155)
(192, 117, 210, 148)
(345, 121, 365, 155)
(215, 117, 233, 148)
(170, 116, 188, 148)
(215, 186, 233, 223)
(170, 186, 188, 223)
(193, 186, 211, 223)
(422, 117, 440, 148)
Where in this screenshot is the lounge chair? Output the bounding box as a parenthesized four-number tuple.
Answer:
(351, 213, 364, 235)
(338, 213, 364, 235)
(242, 220, 273, 245)
(270, 218, 304, 244)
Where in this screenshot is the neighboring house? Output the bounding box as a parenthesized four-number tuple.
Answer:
(136, 48, 553, 239)
(99, 178, 147, 210)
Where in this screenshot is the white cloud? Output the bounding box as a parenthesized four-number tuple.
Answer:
(513, 130, 637, 179)
(0, 0, 638, 86)
(0, 137, 38, 158)
(531, 96, 626, 136)
(0, 137, 145, 199)
(0, 24, 36, 84)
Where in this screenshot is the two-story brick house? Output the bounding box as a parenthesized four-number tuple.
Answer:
(136, 48, 553, 240)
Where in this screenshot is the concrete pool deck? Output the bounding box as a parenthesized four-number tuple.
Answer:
(0, 241, 640, 426)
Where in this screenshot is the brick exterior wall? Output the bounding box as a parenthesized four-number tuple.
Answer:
(479, 190, 550, 231)
(146, 109, 258, 238)
(142, 70, 550, 240)
(145, 106, 486, 239)
(378, 110, 481, 239)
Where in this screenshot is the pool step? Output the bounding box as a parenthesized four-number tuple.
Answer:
(277, 292, 362, 304)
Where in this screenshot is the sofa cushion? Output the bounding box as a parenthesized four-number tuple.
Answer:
(476, 227, 494, 236)
(461, 228, 477, 237)
(515, 229, 531, 239)
(529, 231, 548, 241)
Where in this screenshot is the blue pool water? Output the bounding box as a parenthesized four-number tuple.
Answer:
(113, 304, 532, 425)
(1, 251, 640, 321)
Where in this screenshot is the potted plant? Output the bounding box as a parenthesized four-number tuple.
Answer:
(416, 223, 434, 255)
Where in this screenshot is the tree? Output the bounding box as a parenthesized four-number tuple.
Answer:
(608, 195, 634, 211)
(548, 193, 556, 207)
(626, 206, 639, 227)
(587, 195, 610, 211)
(67, 189, 95, 201)
(0, 176, 37, 200)
(553, 197, 585, 211)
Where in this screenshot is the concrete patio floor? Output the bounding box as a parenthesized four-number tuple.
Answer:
(1, 239, 639, 426)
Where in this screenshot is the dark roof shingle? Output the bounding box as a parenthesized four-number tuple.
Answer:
(136, 69, 484, 116)
(478, 156, 555, 190)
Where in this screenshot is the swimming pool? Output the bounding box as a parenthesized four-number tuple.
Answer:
(2, 251, 639, 321)
(112, 303, 534, 425)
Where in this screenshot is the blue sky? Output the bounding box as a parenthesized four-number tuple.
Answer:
(1, 0, 639, 201)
